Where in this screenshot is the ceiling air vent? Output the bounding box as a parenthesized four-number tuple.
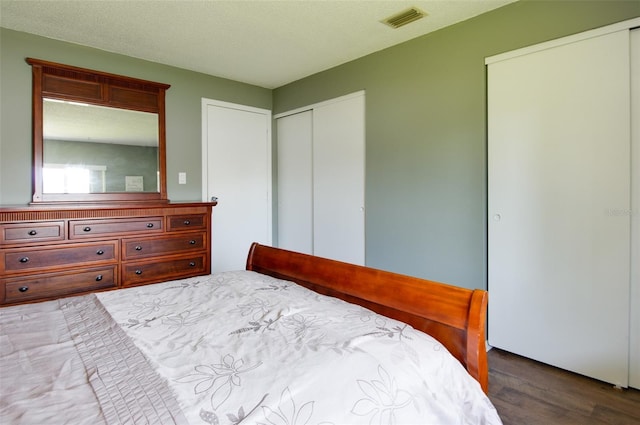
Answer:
(382, 7, 427, 29)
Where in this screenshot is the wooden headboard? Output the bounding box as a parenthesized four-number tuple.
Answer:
(245, 243, 489, 393)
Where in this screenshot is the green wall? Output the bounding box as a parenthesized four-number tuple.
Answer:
(272, 0, 640, 289)
(0, 27, 272, 204)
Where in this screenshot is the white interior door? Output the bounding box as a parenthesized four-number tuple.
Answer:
(276, 110, 313, 254)
(487, 28, 631, 387)
(202, 99, 272, 273)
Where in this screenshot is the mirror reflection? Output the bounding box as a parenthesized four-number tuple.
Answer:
(42, 99, 159, 194)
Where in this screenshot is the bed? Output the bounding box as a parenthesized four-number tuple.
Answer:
(0, 243, 501, 424)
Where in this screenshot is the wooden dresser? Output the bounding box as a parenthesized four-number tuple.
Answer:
(0, 202, 216, 306)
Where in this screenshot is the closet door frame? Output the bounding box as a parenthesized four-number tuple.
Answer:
(630, 27, 640, 390)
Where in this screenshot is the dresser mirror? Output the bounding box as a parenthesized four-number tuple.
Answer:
(28, 58, 171, 204)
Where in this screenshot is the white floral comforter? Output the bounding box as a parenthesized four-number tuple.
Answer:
(1, 270, 502, 425)
(98, 271, 501, 425)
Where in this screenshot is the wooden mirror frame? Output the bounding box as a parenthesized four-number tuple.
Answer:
(27, 58, 171, 204)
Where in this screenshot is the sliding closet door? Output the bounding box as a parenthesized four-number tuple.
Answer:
(276, 92, 365, 265)
(488, 28, 631, 386)
(276, 110, 313, 255)
(312, 94, 365, 265)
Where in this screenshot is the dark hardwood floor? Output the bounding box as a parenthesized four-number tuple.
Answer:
(487, 348, 640, 425)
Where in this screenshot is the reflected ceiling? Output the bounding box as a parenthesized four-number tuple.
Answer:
(44, 100, 158, 146)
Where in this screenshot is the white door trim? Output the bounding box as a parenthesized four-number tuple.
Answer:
(485, 17, 640, 65)
(630, 27, 640, 390)
(274, 90, 365, 120)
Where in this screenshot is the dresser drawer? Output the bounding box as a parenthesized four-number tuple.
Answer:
(70, 217, 163, 239)
(2, 241, 117, 274)
(2, 266, 117, 304)
(122, 254, 206, 286)
(167, 214, 208, 232)
(0, 221, 65, 245)
(122, 232, 205, 260)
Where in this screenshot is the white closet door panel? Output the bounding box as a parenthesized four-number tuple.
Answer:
(488, 30, 631, 386)
(630, 28, 640, 390)
(276, 111, 313, 254)
(313, 94, 365, 265)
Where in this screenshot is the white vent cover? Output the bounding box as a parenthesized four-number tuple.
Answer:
(382, 7, 427, 29)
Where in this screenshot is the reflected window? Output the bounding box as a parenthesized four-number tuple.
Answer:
(42, 99, 159, 194)
(43, 164, 106, 193)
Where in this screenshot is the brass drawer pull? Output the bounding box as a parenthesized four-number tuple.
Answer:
(83, 226, 92, 232)
(28, 230, 37, 236)
(135, 269, 143, 275)
(96, 275, 103, 281)
(184, 220, 191, 225)
(146, 223, 154, 228)
(135, 246, 143, 251)
(189, 261, 196, 267)
(18, 286, 29, 293)
(96, 249, 104, 255)
(19, 257, 29, 263)
(189, 240, 196, 245)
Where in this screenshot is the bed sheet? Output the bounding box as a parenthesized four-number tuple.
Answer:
(0, 293, 186, 425)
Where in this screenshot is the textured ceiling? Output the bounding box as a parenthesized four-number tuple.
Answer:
(1, 0, 516, 89)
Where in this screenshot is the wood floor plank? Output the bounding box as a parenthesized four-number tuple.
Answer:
(590, 404, 640, 425)
(487, 348, 640, 425)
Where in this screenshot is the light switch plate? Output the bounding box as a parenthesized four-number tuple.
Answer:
(178, 172, 187, 184)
